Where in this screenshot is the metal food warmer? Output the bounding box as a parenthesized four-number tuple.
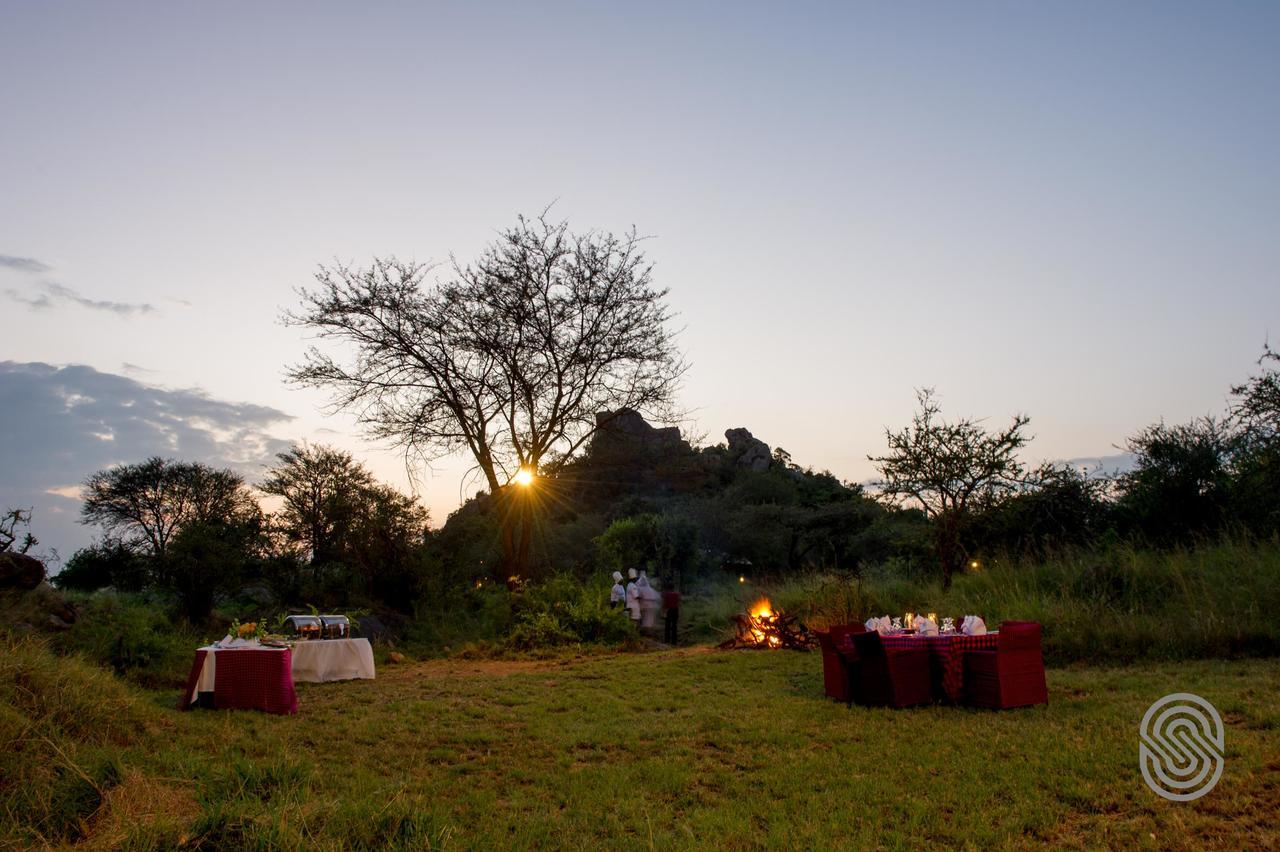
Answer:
(282, 614, 323, 640)
(319, 614, 350, 639)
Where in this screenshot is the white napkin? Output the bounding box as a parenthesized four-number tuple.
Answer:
(961, 615, 987, 636)
(914, 615, 939, 636)
(864, 617, 879, 632)
(217, 636, 255, 648)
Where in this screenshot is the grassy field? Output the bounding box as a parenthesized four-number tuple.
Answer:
(4, 638, 1278, 849)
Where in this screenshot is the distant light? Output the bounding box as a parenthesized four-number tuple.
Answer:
(514, 468, 534, 487)
(739, 575, 746, 584)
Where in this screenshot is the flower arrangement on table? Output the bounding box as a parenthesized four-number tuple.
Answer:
(227, 619, 266, 641)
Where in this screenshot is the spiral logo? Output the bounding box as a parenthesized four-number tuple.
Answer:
(1139, 692, 1224, 801)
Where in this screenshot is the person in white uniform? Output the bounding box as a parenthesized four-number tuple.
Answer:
(625, 568, 641, 622)
(637, 570, 661, 630)
(609, 571, 625, 608)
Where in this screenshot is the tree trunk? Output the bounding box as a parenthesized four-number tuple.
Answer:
(497, 486, 534, 587)
(936, 514, 961, 591)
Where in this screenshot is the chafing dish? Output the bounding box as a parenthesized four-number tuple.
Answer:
(283, 614, 322, 640)
(319, 614, 350, 639)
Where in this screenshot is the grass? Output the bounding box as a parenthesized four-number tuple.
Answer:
(3, 636, 1277, 848)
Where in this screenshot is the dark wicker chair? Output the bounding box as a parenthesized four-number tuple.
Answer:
(843, 630, 932, 708)
(816, 623, 866, 701)
(962, 621, 1048, 709)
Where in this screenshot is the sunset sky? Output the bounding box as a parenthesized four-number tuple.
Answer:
(3, 1, 1278, 561)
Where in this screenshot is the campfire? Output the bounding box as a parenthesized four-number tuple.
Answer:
(719, 598, 816, 650)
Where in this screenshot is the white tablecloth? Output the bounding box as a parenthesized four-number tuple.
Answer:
(191, 638, 375, 694)
(289, 638, 376, 683)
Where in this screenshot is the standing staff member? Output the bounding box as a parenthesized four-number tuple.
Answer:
(609, 571, 625, 608)
(662, 581, 681, 645)
(625, 569, 641, 623)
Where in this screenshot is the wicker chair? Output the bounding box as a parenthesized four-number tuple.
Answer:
(816, 623, 866, 700)
(962, 621, 1048, 709)
(843, 630, 932, 708)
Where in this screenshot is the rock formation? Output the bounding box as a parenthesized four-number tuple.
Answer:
(1, 552, 78, 632)
(592, 408, 685, 451)
(725, 427, 772, 472)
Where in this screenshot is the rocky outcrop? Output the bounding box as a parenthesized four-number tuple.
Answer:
(591, 408, 686, 452)
(1, 553, 78, 632)
(595, 408, 685, 447)
(0, 552, 46, 592)
(725, 427, 772, 472)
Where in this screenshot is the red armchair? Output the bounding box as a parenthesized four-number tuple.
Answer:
(843, 630, 932, 708)
(816, 623, 866, 701)
(963, 621, 1048, 709)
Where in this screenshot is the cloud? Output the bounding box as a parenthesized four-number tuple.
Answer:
(0, 254, 52, 273)
(1064, 453, 1139, 477)
(1, 254, 156, 316)
(5, 281, 156, 316)
(0, 361, 296, 561)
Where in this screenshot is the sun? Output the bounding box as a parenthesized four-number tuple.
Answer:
(514, 468, 535, 487)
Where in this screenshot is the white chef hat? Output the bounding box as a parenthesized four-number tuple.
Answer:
(628, 568, 638, 579)
(612, 571, 623, 582)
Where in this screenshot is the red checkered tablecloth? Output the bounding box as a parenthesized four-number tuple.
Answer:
(179, 647, 297, 715)
(881, 632, 1000, 701)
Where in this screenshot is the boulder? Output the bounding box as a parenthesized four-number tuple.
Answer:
(725, 428, 772, 472)
(357, 614, 392, 641)
(387, 651, 406, 664)
(0, 551, 46, 591)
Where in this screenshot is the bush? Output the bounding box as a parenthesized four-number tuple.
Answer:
(51, 593, 202, 689)
(505, 574, 635, 651)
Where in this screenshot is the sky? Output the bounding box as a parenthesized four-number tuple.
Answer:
(2, 1, 1278, 562)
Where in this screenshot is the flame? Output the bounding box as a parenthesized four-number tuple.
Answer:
(750, 598, 773, 618)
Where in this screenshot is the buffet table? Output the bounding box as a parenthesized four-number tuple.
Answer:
(290, 638, 376, 684)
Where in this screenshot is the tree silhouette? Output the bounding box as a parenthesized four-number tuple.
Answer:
(286, 212, 685, 580)
(870, 389, 1030, 588)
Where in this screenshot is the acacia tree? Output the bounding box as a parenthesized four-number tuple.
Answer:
(0, 507, 37, 554)
(870, 389, 1030, 588)
(1230, 343, 1280, 446)
(259, 443, 376, 566)
(80, 458, 263, 620)
(81, 457, 259, 560)
(286, 212, 686, 580)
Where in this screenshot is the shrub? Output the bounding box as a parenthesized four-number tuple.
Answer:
(505, 574, 635, 650)
(51, 593, 201, 689)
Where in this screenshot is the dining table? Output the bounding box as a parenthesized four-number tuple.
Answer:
(178, 644, 298, 714)
(879, 631, 1000, 701)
